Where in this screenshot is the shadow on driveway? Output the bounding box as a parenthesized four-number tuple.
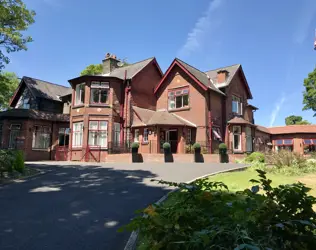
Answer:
(0, 164, 170, 250)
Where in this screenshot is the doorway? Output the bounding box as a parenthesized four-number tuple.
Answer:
(166, 129, 178, 153)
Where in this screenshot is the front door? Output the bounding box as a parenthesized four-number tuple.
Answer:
(166, 130, 178, 153)
(245, 127, 253, 152)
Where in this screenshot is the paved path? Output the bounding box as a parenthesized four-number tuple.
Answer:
(0, 162, 246, 250)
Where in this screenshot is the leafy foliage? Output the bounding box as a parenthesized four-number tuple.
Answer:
(192, 143, 200, 149)
(13, 150, 24, 173)
(303, 68, 316, 116)
(265, 150, 306, 168)
(0, 71, 19, 109)
(0, 0, 35, 69)
(285, 115, 310, 125)
(121, 170, 316, 249)
(163, 142, 170, 150)
(245, 152, 265, 163)
(219, 143, 227, 155)
(132, 142, 139, 149)
(80, 64, 103, 76)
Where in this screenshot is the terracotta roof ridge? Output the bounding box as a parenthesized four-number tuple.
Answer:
(23, 76, 70, 89)
(204, 63, 241, 73)
(268, 124, 315, 128)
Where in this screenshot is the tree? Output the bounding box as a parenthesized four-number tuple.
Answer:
(80, 64, 103, 76)
(0, 71, 19, 109)
(303, 68, 316, 116)
(0, 0, 36, 70)
(285, 115, 310, 125)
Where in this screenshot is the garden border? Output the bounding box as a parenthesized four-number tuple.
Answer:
(0, 166, 46, 186)
(123, 164, 248, 250)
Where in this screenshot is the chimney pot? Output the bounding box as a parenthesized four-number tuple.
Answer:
(106, 52, 111, 59)
(102, 53, 120, 74)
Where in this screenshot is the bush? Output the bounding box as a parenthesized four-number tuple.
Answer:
(245, 152, 265, 163)
(0, 150, 16, 177)
(131, 142, 139, 149)
(266, 150, 306, 168)
(192, 143, 200, 149)
(219, 143, 227, 155)
(121, 170, 316, 249)
(163, 142, 170, 150)
(13, 150, 24, 173)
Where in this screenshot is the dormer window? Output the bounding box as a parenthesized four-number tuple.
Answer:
(75, 83, 85, 105)
(90, 82, 109, 104)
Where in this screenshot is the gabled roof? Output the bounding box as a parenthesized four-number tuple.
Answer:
(256, 125, 270, 134)
(0, 109, 69, 122)
(228, 116, 255, 126)
(205, 64, 253, 99)
(132, 106, 196, 127)
(268, 125, 316, 135)
(154, 58, 224, 95)
(10, 77, 70, 106)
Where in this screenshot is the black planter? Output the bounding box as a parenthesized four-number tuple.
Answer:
(164, 149, 173, 162)
(219, 153, 229, 163)
(132, 147, 139, 154)
(194, 148, 201, 154)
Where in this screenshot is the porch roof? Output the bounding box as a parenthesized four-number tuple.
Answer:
(0, 109, 69, 122)
(132, 106, 196, 127)
(228, 116, 255, 126)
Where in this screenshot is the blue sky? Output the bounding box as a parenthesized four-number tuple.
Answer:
(5, 0, 316, 127)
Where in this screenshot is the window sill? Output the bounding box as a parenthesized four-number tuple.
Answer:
(168, 107, 190, 112)
(72, 104, 84, 109)
(32, 148, 49, 151)
(141, 142, 149, 145)
(89, 104, 111, 108)
(233, 150, 243, 154)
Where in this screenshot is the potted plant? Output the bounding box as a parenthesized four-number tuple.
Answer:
(131, 142, 140, 162)
(219, 143, 229, 163)
(163, 142, 173, 162)
(193, 143, 203, 163)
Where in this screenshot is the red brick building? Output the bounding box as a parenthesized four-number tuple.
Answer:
(0, 77, 70, 161)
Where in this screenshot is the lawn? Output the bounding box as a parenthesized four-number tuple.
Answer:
(208, 169, 316, 197)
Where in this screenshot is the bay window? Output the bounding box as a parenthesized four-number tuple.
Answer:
(90, 82, 109, 104)
(9, 124, 21, 149)
(303, 139, 316, 154)
(75, 83, 85, 105)
(233, 126, 241, 151)
(88, 121, 108, 148)
(168, 88, 189, 110)
(72, 122, 83, 147)
(32, 126, 51, 149)
(274, 139, 293, 151)
(232, 95, 242, 115)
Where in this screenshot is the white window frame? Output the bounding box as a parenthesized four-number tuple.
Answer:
(75, 83, 85, 106)
(32, 125, 51, 150)
(72, 122, 83, 147)
(233, 125, 241, 151)
(90, 81, 109, 104)
(168, 88, 189, 110)
(232, 95, 242, 115)
(134, 129, 139, 142)
(88, 121, 108, 148)
(143, 128, 149, 143)
(9, 124, 21, 149)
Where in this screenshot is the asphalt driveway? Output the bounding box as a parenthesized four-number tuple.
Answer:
(0, 162, 246, 250)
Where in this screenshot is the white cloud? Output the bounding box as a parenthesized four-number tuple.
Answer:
(269, 97, 286, 127)
(293, 0, 316, 44)
(177, 0, 224, 58)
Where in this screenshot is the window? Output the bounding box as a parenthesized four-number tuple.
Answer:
(88, 121, 108, 148)
(90, 82, 109, 104)
(75, 83, 85, 105)
(168, 88, 189, 110)
(9, 124, 21, 149)
(232, 96, 242, 115)
(58, 128, 70, 146)
(274, 139, 293, 151)
(143, 128, 149, 143)
(113, 123, 120, 146)
(303, 139, 316, 154)
(233, 126, 241, 151)
(22, 98, 30, 109)
(32, 126, 51, 149)
(134, 129, 139, 142)
(212, 127, 222, 141)
(72, 122, 83, 147)
(187, 128, 192, 143)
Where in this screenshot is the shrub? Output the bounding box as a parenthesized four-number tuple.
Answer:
(131, 142, 139, 149)
(13, 150, 25, 173)
(121, 170, 316, 249)
(185, 145, 194, 154)
(193, 143, 200, 149)
(218, 143, 227, 155)
(245, 152, 265, 163)
(0, 150, 16, 177)
(266, 150, 306, 168)
(163, 142, 170, 150)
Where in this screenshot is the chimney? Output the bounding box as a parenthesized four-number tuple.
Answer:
(102, 53, 120, 74)
(217, 70, 228, 84)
